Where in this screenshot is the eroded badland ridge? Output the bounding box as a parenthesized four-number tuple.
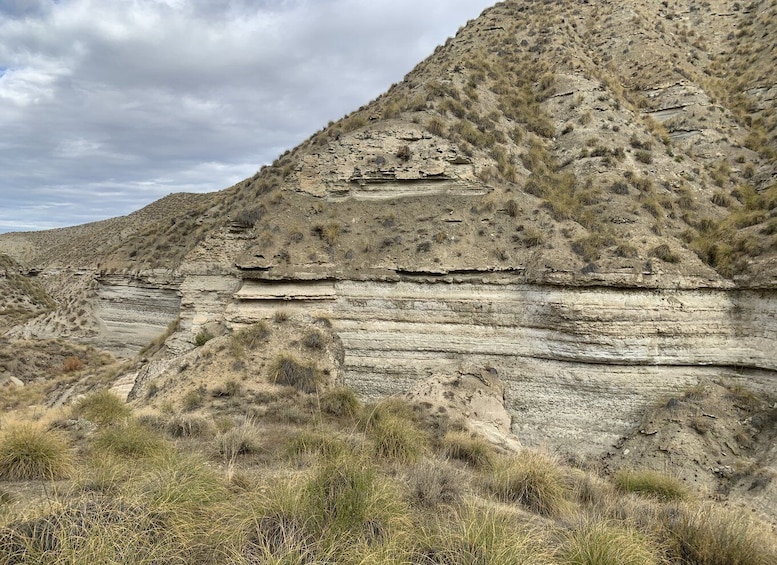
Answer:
(2, 0, 777, 525)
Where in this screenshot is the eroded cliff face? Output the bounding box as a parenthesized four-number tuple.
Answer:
(162, 255, 777, 455)
(93, 274, 181, 357)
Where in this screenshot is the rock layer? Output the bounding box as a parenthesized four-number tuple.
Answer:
(207, 276, 777, 453)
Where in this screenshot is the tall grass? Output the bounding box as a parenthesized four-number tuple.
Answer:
(72, 389, 131, 426)
(414, 504, 555, 564)
(614, 469, 688, 501)
(562, 518, 660, 565)
(487, 450, 569, 517)
(0, 424, 73, 481)
(441, 430, 495, 468)
(363, 399, 428, 464)
(93, 420, 168, 459)
(661, 502, 777, 565)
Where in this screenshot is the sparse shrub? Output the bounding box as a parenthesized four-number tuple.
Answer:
(233, 321, 270, 350)
(650, 243, 680, 263)
(273, 310, 290, 323)
(405, 460, 463, 508)
(572, 234, 610, 262)
(563, 519, 659, 565)
(441, 431, 494, 468)
(320, 387, 361, 418)
(505, 199, 520, 217)
(611, 181, 630, 195)
(396, 145, 411, 161)
(302, 330, 325, 350)
(73, 389, 131, 426)
(269, 354, 320, 393)
(427, 116, 446, 136)
(62, 356, 84, 373)
(181, 387, 206, 412)
(233, 205, 266, 228)
(212, 379, 243, 398)
(0, 424, 73, 480)
(614, 469, 688, 501)
(313, 222, 341, 246)
(194, 328, 214, 347)
(615, 244, 639, 258)
(216, 420, 263, 460)
(165, 413, 215, 438)
(516, 228, 544, 248)
(488, 450, 569, 516)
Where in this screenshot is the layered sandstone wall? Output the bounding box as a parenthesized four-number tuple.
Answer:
(217, 277, 777, 453)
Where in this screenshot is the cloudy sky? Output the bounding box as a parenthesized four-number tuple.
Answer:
(0, 0, 494, 233)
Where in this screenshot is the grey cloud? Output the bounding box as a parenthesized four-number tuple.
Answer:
(0, 0, 494, 233)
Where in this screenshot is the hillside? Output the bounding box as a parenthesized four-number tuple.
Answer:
(1, 0, 777, 551)
(2, 0, 775, 282)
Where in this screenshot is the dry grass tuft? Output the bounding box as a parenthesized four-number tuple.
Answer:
(488, 450, 569, 516)
(268, 354, 320, 393)
(72, 389, 131, 426)
(0, 424, 73, 481)
(614, 469, 689, 502)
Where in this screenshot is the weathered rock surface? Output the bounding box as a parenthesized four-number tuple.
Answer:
(92, 274, 181, 357)
(406, 366, 521, 453)
(169, 272, 776, 454)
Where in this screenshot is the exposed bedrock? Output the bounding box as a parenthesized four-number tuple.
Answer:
(93, 274, 181, 357)
(216, 278, 777, 454)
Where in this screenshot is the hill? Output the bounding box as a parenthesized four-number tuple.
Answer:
(1, 0, 777, 548)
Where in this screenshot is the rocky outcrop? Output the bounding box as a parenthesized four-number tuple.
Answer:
(92, 274, 181, 356)
(407, 365, 521, 453)
(124, 271, 764, 454)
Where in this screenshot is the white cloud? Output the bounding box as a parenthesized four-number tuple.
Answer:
(0, 0, 495, 233)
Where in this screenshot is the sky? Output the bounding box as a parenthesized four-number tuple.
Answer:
(0, 0, 495, 233)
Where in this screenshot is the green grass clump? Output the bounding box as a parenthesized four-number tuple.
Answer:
(194, 328, 214, 347)
(563, 519, 659, 565)
(143, 453, 228, 509)
(363, 400, 428, 464)
(488, 450, 569, 516)
(0, 424, 73, 481)
(286, 430, 350, 461)
(73, 389, 131, 426)
(416, 504, 555, 565)
(94, 420, 168, 459)
(303, 454, 408, 544)
(614, 469, 688, 501)
(319, 387, 361, 419)
(268, 354, 320, 393)
(441, 430, 495, 468)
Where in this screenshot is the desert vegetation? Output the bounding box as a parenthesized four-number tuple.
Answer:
(1, 382, 776, 564)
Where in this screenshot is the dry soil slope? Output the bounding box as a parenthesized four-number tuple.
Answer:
(210, 0, 777, 286)
(1, 0, 775, 286)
